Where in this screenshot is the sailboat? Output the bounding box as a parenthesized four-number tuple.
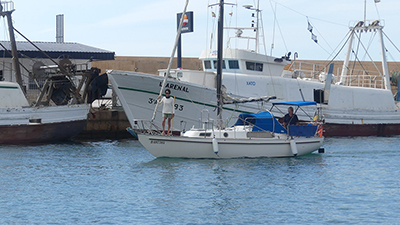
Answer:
(0, 2, 91, 144)
(133, 0, 324, 159)
(109, 0, 400, 136)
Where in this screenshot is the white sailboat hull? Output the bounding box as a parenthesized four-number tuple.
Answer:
(137, 133, 324, 158)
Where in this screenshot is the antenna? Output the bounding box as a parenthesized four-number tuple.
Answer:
(242, 0, 261, 53)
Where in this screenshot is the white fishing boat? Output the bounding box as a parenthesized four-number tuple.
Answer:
(109, 0, 400, 136)
(131, 0, 324, 159)
(0, 82, 89, 144)
(0, 2, 93, 144)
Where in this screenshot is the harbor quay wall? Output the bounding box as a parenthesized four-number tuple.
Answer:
(75, 109, 132, 140)
(93, 56, 203, 75)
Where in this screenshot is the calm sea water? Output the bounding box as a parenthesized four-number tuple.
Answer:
(1, 136, 400, 224)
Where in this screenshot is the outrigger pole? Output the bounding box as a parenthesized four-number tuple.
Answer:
(0, 5, 23, 92)
(150, 0, 189, 129)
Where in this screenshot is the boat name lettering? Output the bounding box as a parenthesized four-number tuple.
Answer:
(159, 82, 189, 93)
(151, 140, 165, 144)
(246, 81, 256, 86)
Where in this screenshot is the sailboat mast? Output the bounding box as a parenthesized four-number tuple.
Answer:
(216, 0, 224, 128)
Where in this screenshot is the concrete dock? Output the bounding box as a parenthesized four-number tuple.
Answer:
(75, 109, 132, 140)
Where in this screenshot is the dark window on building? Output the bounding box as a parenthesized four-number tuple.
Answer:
(246, 61, 263, 72)
(213, 60, 226, 69)
(228, 60, 239, 69)
(204, 60, 212, 69)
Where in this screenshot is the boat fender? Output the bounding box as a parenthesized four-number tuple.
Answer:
(316, 124, 323, 137)
(126, 127, 138, 139)
(290, 139, 298, 157)
(212, 138, 219, 155)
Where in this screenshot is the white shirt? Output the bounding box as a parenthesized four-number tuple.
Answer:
(158, 96, 175, 114)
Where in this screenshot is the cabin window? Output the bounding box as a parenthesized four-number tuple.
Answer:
(204, 60, 212, 69)
(246, 61, 263, 72)
(246, 61, 255, 70)
(0, 70, 3, 81)
(255, 63, 263, 71)
(228, 60, 239, 69)
(213, 60, 226, 69)
(199, 132, 212, 137)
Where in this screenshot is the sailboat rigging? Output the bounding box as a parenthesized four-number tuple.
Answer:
(129, 0, 324, 159)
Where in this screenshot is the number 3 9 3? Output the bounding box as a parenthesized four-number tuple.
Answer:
(148, 98, 184, 111)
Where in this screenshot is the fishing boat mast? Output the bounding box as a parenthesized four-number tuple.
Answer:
(364, 0, 367, 24)
(340, 0, 390, 90)
(224, 0, 263, 54)
(0, 1, 23, 91)
(243, 0, 261, 53)
(339, 20, 390, 90)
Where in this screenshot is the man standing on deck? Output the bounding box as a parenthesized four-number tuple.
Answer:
(282, 106, 299, 128)
(157, 89, 175, 135)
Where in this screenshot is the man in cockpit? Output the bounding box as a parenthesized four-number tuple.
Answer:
(282, 106, 299, 128)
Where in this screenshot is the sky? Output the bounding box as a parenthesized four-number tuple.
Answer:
(3, 0, 400, 61)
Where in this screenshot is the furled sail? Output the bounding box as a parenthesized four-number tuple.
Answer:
(221, 86, 276, 104)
